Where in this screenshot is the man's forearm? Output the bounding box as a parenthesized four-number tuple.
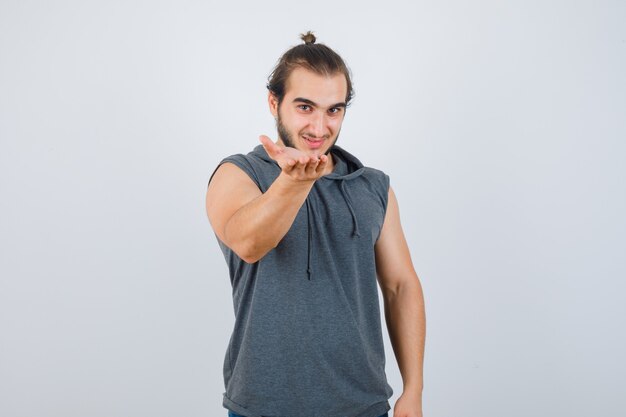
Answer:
(224, 171, 315, 263)
(383, 277, 426, 393)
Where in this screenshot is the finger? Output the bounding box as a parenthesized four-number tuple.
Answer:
(259, 135, 274, 156)
(305, 155, 320, 175)
(292, 158, 309, 178)
(315, 155, 328, 175)
(284, 158, 297, 173)
(259, 135, 282, 158)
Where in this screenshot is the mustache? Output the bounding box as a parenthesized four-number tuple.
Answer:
(302, 133, 329, 140)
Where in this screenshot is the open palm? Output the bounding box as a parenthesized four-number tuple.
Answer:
(259, 135, 329, 181)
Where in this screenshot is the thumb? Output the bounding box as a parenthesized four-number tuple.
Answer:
(259, 135, 282, 158)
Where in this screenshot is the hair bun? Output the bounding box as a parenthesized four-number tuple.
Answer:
(300, 31, 316, 45)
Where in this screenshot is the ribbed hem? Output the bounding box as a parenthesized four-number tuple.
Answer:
(353, 400, 391, 417)
(223, 394, 263, 417)
(223, 393, 390, 417)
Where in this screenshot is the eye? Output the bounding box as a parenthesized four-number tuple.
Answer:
(297, 105, 311, 111)
(329, 107, 342, 115)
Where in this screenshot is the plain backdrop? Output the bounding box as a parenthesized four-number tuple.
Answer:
(1, 1, 625, 416)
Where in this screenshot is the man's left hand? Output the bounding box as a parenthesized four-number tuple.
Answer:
(392, 390, 423, 417)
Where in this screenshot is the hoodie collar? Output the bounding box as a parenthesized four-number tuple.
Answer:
(251, 144, 365, 281)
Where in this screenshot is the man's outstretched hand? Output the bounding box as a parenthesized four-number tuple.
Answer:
(259, 135, 329, 182)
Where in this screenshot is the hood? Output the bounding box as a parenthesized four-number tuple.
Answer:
(251, 144, 366, 280)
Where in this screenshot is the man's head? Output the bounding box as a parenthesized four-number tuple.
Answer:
(267, 31, 353, 157)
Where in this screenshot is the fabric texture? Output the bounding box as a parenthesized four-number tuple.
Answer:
(228, 412, 390, 417)
(209, 143, 394, 417)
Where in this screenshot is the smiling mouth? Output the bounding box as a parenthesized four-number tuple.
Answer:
(303, 135, 323, 143)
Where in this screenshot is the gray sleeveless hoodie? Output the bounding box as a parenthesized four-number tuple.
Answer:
(208, 143, 394, 417)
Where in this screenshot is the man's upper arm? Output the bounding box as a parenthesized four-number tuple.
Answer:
(205, 162, 262, 247)
(374, 185, 420, 297)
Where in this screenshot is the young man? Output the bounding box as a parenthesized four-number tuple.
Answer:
(206, 31, 425, 417)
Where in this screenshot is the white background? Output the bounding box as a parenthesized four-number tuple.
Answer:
(1, 1, 625, 416)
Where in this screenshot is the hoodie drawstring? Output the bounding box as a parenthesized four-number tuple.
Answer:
(252, 143, 364, 282)
(304, 179, 360, 281)
(305, 198, 313, 280)
(339, 179, 361, 238)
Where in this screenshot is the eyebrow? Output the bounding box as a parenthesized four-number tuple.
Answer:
(292, 97, 347, 109)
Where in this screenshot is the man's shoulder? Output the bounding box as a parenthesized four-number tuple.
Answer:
(332, 145, 390, 178)
(362, 165, 389, 177)
(210, 144, 279, 191)
(358, 163, 390, 186)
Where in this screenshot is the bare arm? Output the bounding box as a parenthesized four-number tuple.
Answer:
(206, 136, 329, 263)
(218, 169, 314, 262)
(375, 186, 425, 414)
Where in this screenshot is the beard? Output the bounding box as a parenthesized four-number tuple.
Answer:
(275, 110, 340, 156)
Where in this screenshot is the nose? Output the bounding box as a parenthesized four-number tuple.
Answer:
(309, 112, 326, 138)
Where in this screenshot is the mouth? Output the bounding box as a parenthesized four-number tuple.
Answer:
(303, 135, 324, 149)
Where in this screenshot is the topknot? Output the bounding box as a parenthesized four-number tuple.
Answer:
(300, 31, 316, 45)
(267, 31, 354, 107)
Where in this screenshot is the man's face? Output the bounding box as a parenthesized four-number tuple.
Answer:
(269, 67, 348, 158)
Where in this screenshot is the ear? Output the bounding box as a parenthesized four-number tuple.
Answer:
(268, 92, 279, 118)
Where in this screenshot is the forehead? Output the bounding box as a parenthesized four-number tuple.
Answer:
(284, 67, 347, 105)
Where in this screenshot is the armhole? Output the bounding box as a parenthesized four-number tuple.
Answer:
(381, 173, 391, 219)
(208, 155, 263, 192)
(375, 172, 391, 244)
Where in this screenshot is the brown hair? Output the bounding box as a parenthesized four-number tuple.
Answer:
(266, 31, 354, 107)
